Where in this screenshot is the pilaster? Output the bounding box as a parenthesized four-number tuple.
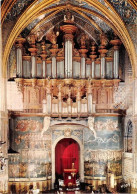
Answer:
(0, 27, 8, 194)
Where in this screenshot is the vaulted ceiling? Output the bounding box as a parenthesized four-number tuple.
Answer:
(1, 0, 137, 77)
(2, 0, 137, 24)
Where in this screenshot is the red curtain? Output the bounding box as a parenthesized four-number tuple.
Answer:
(55, 138, 79, 175)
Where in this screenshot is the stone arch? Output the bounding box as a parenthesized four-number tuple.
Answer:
(51, 127, 84, 188)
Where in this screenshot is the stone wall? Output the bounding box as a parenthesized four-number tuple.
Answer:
(84, 116, 123, 189)
(9, 116, 52, 193)
(8, 115, 124, 192)
(123, 153, 133, 181)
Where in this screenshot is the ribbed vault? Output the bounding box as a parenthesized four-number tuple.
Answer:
(1, 0, 137, 77)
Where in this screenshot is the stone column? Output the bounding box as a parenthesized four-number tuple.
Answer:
(0, 13, 8, 192)
(131, 79, 137, 189)
(15, 36, 25, 78)
(110, 39, 121, 79)
(50, 44, 58, 78)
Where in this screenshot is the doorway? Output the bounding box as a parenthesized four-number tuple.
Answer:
(52, 134, 84, 189)
(55, 138, 80, 186)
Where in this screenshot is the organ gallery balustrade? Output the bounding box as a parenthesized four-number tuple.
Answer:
(13, 78, 120, 116)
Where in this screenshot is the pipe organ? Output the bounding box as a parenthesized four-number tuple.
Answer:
(14, 13, 121, 81)
(7, 10, 125, 193)
(13, 11, 122, 116)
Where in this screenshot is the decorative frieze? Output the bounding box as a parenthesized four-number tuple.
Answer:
(13, 78, 121, 116)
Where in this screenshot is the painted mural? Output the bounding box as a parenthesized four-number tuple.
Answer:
(9, 117, 52, 179)
(109, 0, 137, 24)
(84, 116, 123, 151)
(84, 116, 123, 180)
(84, 150, 122, 178)
(8, 116, 123, 189)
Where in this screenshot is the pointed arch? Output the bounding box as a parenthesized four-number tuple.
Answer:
(2, 0, 137, 78)
(52, 134, 84, 189)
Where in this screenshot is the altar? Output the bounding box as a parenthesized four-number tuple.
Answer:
(64, 168, 77, 186)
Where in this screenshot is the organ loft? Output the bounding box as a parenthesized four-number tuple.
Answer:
(14, 11, 121, 116)
(1, 0, 137, 193)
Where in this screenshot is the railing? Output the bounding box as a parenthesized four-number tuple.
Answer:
(8, 106, 125, 117)
(43, 97, 96, 116)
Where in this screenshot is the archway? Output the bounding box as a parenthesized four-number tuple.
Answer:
(55, 138, 80, 186)
(52, 135, 84, 189)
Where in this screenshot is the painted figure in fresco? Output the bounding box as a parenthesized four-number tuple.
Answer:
(16, 120, 43, 132)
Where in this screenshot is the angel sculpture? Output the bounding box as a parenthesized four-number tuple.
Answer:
(41, 116, 50, 136)
(46, 29, 59, 45)
(88, 117, 97, 139)
(100, 33, 109, 47)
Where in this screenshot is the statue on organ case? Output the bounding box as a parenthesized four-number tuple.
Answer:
(80, 33, 87, 48)
(64, 10, 74, 23)
(100, 33, 109, 47)
(46, 29, 59, 45)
